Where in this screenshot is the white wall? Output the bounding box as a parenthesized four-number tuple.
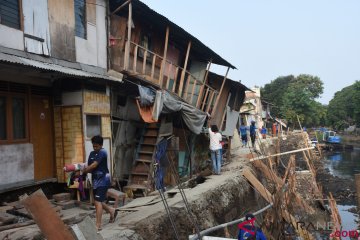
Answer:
(0, 144, 34, 187)
(75, 0, 107, 68)
(0, 25, 24, 50)
(75, 24, 98, 66)
(96, 0, 107, 68)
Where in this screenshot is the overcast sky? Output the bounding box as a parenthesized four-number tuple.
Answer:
(141, 0, 360, 104)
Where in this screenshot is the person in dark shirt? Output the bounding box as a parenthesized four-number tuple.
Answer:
(83, 135, 117, 232)
(250, 121, 257, 148)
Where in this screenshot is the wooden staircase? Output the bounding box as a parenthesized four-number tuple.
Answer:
(124, 122, 159, 197)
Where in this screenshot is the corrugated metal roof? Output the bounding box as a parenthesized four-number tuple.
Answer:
(0, 51, 123, 82)
(111, 0, 236, 69)
(208, 71, 251, 91)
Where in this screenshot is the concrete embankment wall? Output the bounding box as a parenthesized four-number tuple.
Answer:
(110, 133, 314, 240)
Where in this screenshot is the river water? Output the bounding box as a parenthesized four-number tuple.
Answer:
(323, 147, 360, 239)
(324, 147, 360, 179)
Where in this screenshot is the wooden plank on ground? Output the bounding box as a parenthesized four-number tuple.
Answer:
(243, 169, 273, 203)
(20, 189, 74, 240)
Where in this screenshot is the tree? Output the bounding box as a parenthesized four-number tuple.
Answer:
(327, 81, 360, 129)
(261, 74, 324, 127)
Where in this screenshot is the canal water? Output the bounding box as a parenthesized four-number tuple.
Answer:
(323, 147, 360, 239)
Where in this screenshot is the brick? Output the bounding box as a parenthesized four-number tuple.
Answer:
(54, 200, 77, 210)
(53, 193, 71, 202)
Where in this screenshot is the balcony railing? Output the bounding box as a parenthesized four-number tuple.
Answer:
(122, 41, 218, 111)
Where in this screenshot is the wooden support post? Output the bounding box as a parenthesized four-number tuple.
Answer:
(111, 0, 131, 15)
(205, 91, 215, 113)
(243, 169, 273, 203)
(165, 63, 172, 89)
(151, 54, 156, 79)
(250, 146, 314, 162)
(173, 67, 179, 92)
(159, 27, 170, 88)
(197, 60, 212, 108)
(124, 2, 132, 70)
(201, 87, 210, 111)
(355, 174, 360, 208)
(142, 50, 147, 74)
(179, 41, 191, 97)
(211, 67, 230, 118)
(133, 45, 138, 72)
(189, 80, 197, 105)
(219, 92, 231, 130)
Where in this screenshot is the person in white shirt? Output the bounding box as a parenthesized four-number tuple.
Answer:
(208, 121, 222, 175)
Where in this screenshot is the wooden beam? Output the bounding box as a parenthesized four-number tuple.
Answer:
(197, 60, 212, 108)
(159, 26, 170, 88)
(219, 92, 231, 130)
(250, 146, 314, 162)
(133, 45, 138, 72)
(189, 80, 197, 105)
(211, 67, 230, 118)
(179, 41, 191, 97)
(206, 91, 215, 113)
(111, 0, 131, 15)
(124, 2, 132, 70)
(243, 169, 273, 203)
(252, 160, 283, 186)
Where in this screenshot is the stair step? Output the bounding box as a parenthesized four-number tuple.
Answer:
(136, 159, 152, 163)
(131, 172, 148, 176)
(124, 184, 148, 190)
(144, 134, 158, 137)
(141, 143, 156, 146)
(139, 151, 153, 155)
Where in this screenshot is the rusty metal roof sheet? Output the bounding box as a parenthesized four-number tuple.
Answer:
(0, 48, 122, 82)
(111, 0, 237, 69)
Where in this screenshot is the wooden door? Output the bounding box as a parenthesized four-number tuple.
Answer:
(31, 96, 55, 180)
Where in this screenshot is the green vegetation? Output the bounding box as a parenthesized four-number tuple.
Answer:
(261, 76, 359, 130)
(327, 81, 360, 129)
(261, 74, 325, 127)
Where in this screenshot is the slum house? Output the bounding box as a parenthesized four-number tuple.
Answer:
(0, 0, 123, 192)
(239, 87, 264, 130)
(108, 0, 241, 196)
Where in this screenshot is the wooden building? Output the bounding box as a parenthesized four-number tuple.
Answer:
(0, 0, 121, 192)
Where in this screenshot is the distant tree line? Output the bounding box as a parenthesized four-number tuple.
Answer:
(260, 75, 359, 130)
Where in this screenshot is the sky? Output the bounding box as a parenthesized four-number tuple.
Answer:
(141, 0, 360, 104)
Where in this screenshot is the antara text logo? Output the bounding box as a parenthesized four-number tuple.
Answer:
(283, 221, 359, 238)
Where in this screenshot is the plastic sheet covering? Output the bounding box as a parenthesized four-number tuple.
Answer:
(222, 106, 239, 137)
(138, 85, 155, 107)
(138, 86, 206, 134)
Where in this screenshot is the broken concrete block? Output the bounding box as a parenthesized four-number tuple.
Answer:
(54, 200, 77, 210)
(0, 212, 16, 224)
(71, 216, 104, 240)
(53, 193, 71, 202)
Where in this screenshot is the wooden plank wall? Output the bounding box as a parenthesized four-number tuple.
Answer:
(86, 0, 96, 24)
(48, 0, 76, 61)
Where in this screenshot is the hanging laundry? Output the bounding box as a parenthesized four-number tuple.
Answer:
(154, 138, 168, 191)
